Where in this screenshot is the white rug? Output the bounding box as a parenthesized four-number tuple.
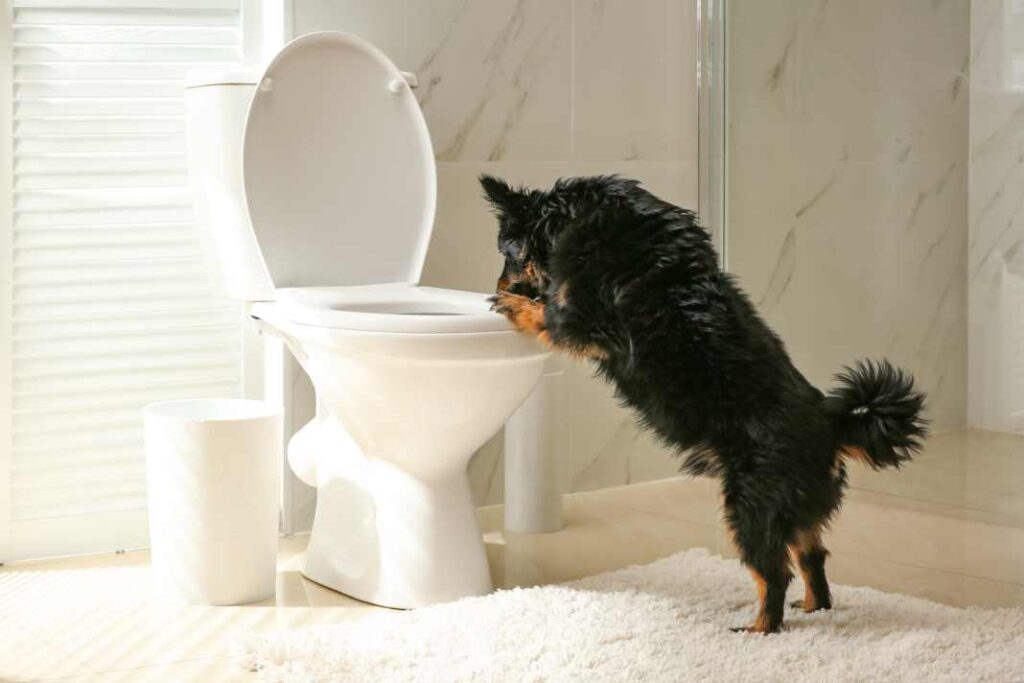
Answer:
(238, 548, 1024, 683)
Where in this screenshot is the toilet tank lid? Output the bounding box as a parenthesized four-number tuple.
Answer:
(185, 66, 261, 89)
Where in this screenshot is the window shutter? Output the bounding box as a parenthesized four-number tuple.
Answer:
(8, 0, 244, 559)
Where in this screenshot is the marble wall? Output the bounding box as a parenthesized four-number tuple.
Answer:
(291, 0, 700, 504)
(969, 0, 1024, 434)
(726, 0, 970, 433)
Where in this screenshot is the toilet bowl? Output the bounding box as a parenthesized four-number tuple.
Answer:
(185, 33, 548, 607)
(253, 286, 546, 606)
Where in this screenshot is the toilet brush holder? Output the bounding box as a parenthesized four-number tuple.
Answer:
(504, 363, 566, 533)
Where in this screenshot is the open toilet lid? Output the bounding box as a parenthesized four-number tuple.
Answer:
(243, 32, 436, 290)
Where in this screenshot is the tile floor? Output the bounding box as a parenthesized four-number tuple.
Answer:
(1, 429, 1022, 682)
(849, 429, 1024, 524)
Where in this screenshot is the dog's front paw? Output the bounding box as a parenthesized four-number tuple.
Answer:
(491, 290, 546, 337)
(488, 291, 515, 316)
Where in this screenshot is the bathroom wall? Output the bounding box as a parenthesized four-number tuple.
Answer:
(291, 0, 700, 504)
(726, 0, 970, 432)
(969, 0, 1024, 434)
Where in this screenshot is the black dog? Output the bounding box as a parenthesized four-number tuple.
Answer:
(481, 174, 927, 634)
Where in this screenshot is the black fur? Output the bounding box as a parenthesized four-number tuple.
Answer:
(481, 174, 928, 634)
(824, 359, 927, 469)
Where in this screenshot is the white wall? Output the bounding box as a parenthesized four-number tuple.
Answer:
(726, 0, 970, 433)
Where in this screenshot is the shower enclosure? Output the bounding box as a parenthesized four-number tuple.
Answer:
(713, 0, 1024, 606)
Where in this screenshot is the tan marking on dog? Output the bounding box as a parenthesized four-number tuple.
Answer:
(788, 527, 825, 612)
(791, 527, 822, 555)
(510, 298, 545, 335)
(496, 259, 544, 295)
(555, 283, 569, 306)
(495, 292, 546, 337)
(830, 455, 843, 479)
(798, 581, 817, 612)
(748, 613, 773, 634)
(740, 562, 793, 633)
(494, 289, 604, 360)
(567, 343, 607, 361)
(745, 569, 772, 634)
(840, 446, 870, 464)
(498, 270, 524, 289)
(750, 568, 767, 602)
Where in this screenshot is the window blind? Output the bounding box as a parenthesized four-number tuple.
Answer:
(8, 0, 243, 557)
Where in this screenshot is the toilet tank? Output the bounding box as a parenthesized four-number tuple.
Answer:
(184, 68, 275, 302)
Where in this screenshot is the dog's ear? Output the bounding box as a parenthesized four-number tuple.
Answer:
(479, 174, 522, 213)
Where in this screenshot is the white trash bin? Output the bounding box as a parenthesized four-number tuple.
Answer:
(144, 399, 282, 605)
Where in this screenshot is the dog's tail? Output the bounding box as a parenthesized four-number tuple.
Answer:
(823, 359, 928, 469)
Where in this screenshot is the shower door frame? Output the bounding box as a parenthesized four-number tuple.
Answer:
(698, 0, 727, 267)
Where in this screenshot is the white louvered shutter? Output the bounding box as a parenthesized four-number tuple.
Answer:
(7, 0, 244, 560)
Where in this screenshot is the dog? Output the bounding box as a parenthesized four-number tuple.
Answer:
(481, 174, 927, 634)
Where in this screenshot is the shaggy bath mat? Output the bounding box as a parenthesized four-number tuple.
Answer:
(238, 548, 1024, 682)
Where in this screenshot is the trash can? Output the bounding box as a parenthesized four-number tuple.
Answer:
(143, 399, 282, 605)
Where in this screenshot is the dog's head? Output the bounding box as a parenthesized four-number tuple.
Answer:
(481, 174, 657, 298)
(480, 175, 557, 299)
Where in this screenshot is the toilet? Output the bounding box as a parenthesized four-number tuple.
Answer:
(184, 32, 549, 608)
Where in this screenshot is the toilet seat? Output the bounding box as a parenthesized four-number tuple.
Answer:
(241, 32, 512, 337)
(266, 284, 514, 334)
(235, 31, 516, 339)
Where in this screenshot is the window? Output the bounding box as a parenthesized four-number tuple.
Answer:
(1, 0, 245, 561)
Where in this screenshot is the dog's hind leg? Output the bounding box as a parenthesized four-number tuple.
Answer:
(788, 526, 832, 612)
(729, 521, 793, 634)
(733, 554, 792, 634)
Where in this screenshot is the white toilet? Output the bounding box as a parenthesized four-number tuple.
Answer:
(184, 32, 548, 608)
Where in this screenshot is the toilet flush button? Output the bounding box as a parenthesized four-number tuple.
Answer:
(388, 77, 405, 94)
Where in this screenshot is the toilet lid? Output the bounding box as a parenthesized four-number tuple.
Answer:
(242, 32, 436, 290)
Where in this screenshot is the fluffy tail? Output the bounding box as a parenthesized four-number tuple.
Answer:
(823, 359, 928, 470)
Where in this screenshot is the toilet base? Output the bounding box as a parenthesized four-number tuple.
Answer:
(296, 419, 493, 609)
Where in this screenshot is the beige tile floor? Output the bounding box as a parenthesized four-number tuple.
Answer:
(848, 429, 1024, 526)
(1, 429, 1022, 682)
